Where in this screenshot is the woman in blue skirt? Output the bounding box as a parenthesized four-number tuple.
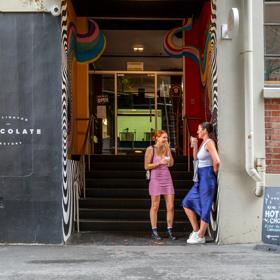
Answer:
(182, 122, 220, 244)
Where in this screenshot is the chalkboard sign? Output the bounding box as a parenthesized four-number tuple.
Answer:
(262, 187, 280, 245)
(0, 13, 63, 243)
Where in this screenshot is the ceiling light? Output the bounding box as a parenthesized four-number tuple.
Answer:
(133, 45, 144, 52)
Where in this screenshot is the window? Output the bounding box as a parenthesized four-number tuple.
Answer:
(264, 0, 280, 84)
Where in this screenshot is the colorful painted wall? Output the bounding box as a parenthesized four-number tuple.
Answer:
(184, 0, 217, 139)
(164, 0, 218, 239)
(61, 0, 106, 241)
(65, 0, 106, 155)
(164, 0, 217, 149)
(66, 1, 88, 155)
(184, 0, 218, 241)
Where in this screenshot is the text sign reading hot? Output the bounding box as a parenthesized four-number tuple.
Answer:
(262, 187, 280, 245)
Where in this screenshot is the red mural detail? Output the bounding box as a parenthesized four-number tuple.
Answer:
(184, 1, 212, 144)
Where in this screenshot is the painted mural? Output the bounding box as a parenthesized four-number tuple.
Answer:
(164, 17, 212, 88)
(61, 0, 218, 242)
(164, 0, 218, 137)
(67, 19, 106, 63)
(164, 0, 219, 241)
(65, 3, 106, 154)
(60, 0, 106, 242)
(61, 0, 71, 242)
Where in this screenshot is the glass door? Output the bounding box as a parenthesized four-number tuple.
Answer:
(90, 74, 115, 154)
(89, 71, 183, 155)
(157, 74, 183, 154)
(116, 73, 158, 155)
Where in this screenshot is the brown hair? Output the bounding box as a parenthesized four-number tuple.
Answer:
(200, 121, 216, 143)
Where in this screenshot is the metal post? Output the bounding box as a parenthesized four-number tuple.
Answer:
(88, 153, 90, 172)
(187, 129, 190, 172)
(114, 73, 118, 155)
(155, 74, 158, 132)
(76, 184, 80, 232)
(82, 155, 86, 198)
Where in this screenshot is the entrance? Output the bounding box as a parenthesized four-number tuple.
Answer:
(89, 70, 183, 155)
(62, 0, 219, 243)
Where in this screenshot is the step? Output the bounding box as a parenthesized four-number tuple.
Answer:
(88, 155, 190, 163)
(80, 198, 185, 209)
(79, 219, 191, 232)
(79, 208, 187, 220)
(87, 162, 192, 171)
(86, 178, 193, 188)
(85, 188, 189, 198)
(86, 170, 192, 180)
(89, 155, 145, 162)
(80, 154, 193, 234)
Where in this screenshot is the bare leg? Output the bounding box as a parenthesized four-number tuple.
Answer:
(198, 220, 208, 238)
(150, 195, 160, 228)
(164, 194, 174, 228)
(184, 208, 199, 232)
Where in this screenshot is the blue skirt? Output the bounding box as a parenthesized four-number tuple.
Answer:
(182, 166, 217, 224)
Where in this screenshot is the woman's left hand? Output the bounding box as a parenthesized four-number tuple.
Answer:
(164, 142, 171, 153)
(206, 140, 220, 174)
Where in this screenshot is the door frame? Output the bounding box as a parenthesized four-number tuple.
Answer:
(89, 70, 183, 155)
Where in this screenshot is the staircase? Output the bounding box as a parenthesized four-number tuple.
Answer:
(79, 155, 193, 234)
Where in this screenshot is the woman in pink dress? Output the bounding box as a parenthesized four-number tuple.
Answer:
(144, 130, 176, 240)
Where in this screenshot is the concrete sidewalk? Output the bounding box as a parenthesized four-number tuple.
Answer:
(0, 242, 280, 280)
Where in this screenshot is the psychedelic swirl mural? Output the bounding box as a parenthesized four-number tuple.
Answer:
(67, 19, 106, 63)
(163, 1, 218, 132)
(164, 18, 212, 88)
(60, 0, 106, 241)
(164, 0, 219, 242)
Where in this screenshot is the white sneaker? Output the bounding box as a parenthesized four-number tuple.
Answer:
(188, 231, 198, 239)
(187, 233, 206, 244)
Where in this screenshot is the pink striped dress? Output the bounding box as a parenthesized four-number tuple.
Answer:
(149, 153, 175, 196)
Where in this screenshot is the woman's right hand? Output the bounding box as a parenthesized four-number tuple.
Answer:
(159, 158, 168, 165)
(190, 136, 198, 148)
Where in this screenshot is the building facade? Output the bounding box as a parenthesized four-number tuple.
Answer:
(0, 0, 279, 245)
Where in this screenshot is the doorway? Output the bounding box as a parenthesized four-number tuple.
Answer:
(89, 70, 183, 155)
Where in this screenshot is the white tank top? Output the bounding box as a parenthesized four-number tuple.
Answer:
(197, 139, 213, 168)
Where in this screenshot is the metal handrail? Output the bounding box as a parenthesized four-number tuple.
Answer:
(74, 114, 96, 232)
(184, 114, 191, 172)
(79, 114, 97, 195)
(79, 115, 95, 156)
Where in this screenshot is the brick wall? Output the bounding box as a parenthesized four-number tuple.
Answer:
(265, 99, 280, 173)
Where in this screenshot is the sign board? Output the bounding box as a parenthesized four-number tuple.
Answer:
(127, 61, 144, 71)
(0, 115, 42, 177)
(262, 187, 280, 245)
(97, 94, 109, 105)
(0, 13, 62, 243)
(97, 105, 106, 119)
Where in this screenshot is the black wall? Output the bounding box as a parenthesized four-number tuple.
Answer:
(0, 13, 63, 243)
